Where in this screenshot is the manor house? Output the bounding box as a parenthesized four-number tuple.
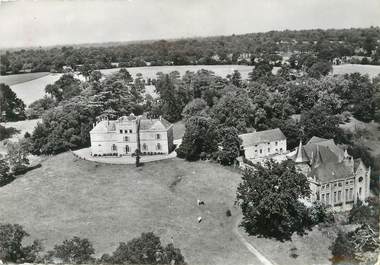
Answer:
(288, 137, 371, 211)
(90, 114, 174, 156)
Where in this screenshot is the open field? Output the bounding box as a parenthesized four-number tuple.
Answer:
(9, 74, 63, 105)
(332, 64, 380, 78)
(0, 119, 41, 154)
(0, 72, 50, 86)
(0, 152, 259, 265)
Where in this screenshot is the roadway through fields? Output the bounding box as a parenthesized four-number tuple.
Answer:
(233, 216, 278, 265)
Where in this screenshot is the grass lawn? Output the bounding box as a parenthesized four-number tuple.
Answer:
(0, 72, 51, 86)
(0, 152, 258, 265)
(240, 225, 336, 265)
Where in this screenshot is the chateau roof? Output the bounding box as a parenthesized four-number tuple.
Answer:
(140, 117, 172, 131)
(90, 116, 172, 133)
(309, 161, 354, 183)
(290, 136, 361, 182)
(239, 128, 286, 147)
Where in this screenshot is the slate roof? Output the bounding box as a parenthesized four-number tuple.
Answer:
(90, 116, 172, 133)
(90, 120, 116, 133)
(239, 128, 286, 147)
(290, 136, 357, 182)
(309, 161, 354, 183)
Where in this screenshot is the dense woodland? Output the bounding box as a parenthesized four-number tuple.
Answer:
(1, 27, 380, 74)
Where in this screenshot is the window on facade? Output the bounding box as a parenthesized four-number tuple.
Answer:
(268, 148, 270, 152)
(349, 188, 353, 199)
(156, 143, 161, 150)
(124, 136, 129, 142)
(346, 181, 349, 185)
(326, 184, 329, 188)
(280, 148, 283, 151)
(259, 149, 262, 154)
(142, 143, 147, 151)
(345, 189, 349, 201)
(334, 192, 337, 203)
(156, 134, 161, 139)
(321, 194, 325, 202)
(326, 193, 330, 202)
(125, 145, 130, 153)
(358, 177, 363, 182)
(338, 182, 342, 187)
(112, 144, 117, 151)
(338, 191, 341, 201)
(129, 129, 132, 133)
(120, 130, 123, 134)
(275, 141, 278, 146)
(255, 150, 257, 152)
(359, 187, 362, 196)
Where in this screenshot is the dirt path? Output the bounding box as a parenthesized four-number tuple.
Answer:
(233, 216, 277, 265)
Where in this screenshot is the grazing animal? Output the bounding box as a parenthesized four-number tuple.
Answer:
(197, 199, 205, 206)
(197, 216, 202, 223)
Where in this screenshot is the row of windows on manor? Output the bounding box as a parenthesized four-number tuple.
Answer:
(254, 147, 283, 154)
(120, 129, 162, 139)
(120, 133, 161, 141)
(320, 186, 362, 205)
(320, 177, 363, 191)
(111, 143, 162, 152)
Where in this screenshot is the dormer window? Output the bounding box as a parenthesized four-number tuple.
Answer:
(156, 134, 161, 140)
(129, 129, 132, 133)
(119, 130, 123, 134)
(124, 130, 128, 133)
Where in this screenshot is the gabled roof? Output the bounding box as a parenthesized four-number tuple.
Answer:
(239, 128, 286, 147)
(139, 117, 172, 131)
(309, 161, 354, 183)
(90, 120, 116, 133)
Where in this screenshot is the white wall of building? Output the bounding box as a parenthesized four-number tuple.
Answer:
(244, 139, 286, 159)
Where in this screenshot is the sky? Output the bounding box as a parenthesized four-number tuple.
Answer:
(0, 0, 379, 48)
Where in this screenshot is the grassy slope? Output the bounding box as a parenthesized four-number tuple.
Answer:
(0, 152, 257, 265)
(0, 72, 50, 86)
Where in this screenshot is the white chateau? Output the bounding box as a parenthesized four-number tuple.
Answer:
(288, 137, 371, 211)
(90, 114, 174, 156)
(240, 128, 371, 211)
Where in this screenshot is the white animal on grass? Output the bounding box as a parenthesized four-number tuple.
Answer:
(197, 199, 205, 205)
(197, 216, 202, 223)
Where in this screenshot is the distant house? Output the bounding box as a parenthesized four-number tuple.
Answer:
(288, 137, 371, 211)
(239, 128, 287, 160)
(90, 114, 174, 156)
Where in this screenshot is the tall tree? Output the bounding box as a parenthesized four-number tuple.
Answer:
(176, 115, 219, 161)
(237, 160, 310, 239)
(0, 83, 26, 122)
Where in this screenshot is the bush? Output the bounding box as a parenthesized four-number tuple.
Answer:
(330, 231, 357, 265)
(110, 232, 185, 265)
(0, 125, 19, 141)
(0, 223, 42, 263)
(226, 209, 232, 217)
(47, 236, 95, 264)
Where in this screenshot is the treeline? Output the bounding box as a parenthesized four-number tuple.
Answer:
(0, 223, 185, 264)
(1, 27, 380, 74)
(18, 62, 377, 176)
